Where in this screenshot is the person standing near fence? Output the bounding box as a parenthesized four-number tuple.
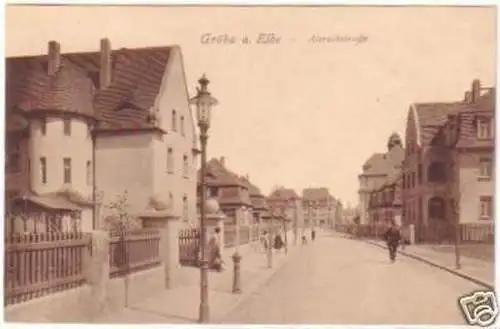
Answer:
(208, 227, 223, 272)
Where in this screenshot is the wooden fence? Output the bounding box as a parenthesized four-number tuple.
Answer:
(4, 232, 91, 306)
(336, 222, 494, 244)
(179, 228, 201, 267)
(224, 225, 264, 248)
(108, 229, 161, 278)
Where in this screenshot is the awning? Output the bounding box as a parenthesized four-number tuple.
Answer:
(14, 195, 82, 211)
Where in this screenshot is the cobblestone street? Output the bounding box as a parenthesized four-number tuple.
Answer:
(220, 232, 481, 325)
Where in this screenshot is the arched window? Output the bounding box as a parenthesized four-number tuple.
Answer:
(171, 110, 177, 131)
(428, 197, 446, 220)
(427, 162, 446, 183)
(182, 195, 188, 222)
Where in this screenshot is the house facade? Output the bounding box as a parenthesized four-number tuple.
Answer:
(240, 175, 269, 224)
(358, 133, 405, 224)
(197, 157, 252, 225)
(267, 187, 302, 228)
(402, 79, 495, 227)
(6, 38, 199, 234)
(368, 174, 402, 225)
(302, 187, 337, 227)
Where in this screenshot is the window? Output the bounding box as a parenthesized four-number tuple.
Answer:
(183, 154, 188, 178)
(7, 138, 21, 173)
(27, 157, 30, 174)
(180, 116, 185, 136)
(417, 164, 422, 185)
(208, 187, 218, 198)
(480, 196, 493, 219)
(63, 118, 71, 136)
(171, 110, 177, 132)
(7, 154, 21, 173)
(167, 148, 174, 173)
(40, 157, 47, 184)
(41, 117, 47, 135)
(86, 161, 92, 186)
(477, 118, 493, 139)
(63, 158, 72, 184)
(427, 162, 446, 183)
(182, 196, 188, 222)
(479, 158, 493, 179)
(428, 197, 446, 220)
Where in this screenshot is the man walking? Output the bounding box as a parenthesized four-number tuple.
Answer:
(383, 221, 402, 263)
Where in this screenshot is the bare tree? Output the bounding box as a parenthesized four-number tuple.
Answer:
(104, 190, 140, 232)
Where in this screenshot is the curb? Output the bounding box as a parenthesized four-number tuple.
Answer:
(212, 243, 305, 323)
(362, 239, 494, 290)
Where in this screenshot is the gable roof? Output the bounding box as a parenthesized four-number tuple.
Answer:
(455, 88, 495, 149)
(198, 158, 245, 187)
(411, 102, 461, 146)
(268, 188, 300, 201)
(6, 42, 173, 132)
(302, 187, 334, 202)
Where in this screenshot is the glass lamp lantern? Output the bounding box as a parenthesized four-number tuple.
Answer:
(190, 74, 219, 129)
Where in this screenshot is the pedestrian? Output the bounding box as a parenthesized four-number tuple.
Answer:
(208, 227, 223, 271)
(311, 229, 316, 241)
(274, 233, 284, 251)
(383, 221, 402, 263)
(301, 234, 308, 245)
(260, 230, 269, 253)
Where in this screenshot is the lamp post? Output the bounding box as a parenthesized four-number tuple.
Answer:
(267, 208, 274, 268)
(281, 206, 288, 255)
(190, 74, 218, 324)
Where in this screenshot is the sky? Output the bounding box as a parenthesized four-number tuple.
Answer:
(5, 5, 496, 206)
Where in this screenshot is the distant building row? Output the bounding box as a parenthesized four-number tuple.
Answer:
(358, 79, 495, 226)
(198, 156, 343, 228)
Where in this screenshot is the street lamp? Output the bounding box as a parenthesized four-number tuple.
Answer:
(281, 206, 288, 254)
(190, 74, 218, 324)
(290, 198, 298, 246)
(267, 208, 275, 268)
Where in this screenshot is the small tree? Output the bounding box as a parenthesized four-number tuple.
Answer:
(104, 190, 140, 232)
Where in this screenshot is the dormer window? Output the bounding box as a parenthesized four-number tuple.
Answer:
(477, 117, 493, 139)
(41, 117, 47, 135)
(63, 117, 71, 136)
(171, 110, 177, 132)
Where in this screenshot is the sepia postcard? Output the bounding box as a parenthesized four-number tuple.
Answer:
(3, 4, 497, 326)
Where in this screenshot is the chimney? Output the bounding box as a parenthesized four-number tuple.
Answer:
(47, 40, 61, 76)
(471, 79, 481, 103)
(100, 38, 112, 90)
(220, 156, 225, 167)
(464, 91, 472, 104)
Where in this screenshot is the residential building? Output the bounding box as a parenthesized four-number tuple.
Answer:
(358, 133, 405, 224)
(302, 187, 337, 227)
(6, 38, 198, 234)
(267, 187, 303, 228)
(197, 157, 252, 225)
(368, 172, 403, 225)
(402, 79, 495, 226)
(342, 203, 360, 225)
(240, 175, 269, 224)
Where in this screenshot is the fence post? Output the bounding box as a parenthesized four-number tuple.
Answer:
(140, 213, 181, 289)
(408, 224, 415, 245)
(83, 230, 110, 320)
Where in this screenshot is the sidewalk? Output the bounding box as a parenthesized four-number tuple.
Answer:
(359, 237, 494, 289)
(94, 233, 306, 324)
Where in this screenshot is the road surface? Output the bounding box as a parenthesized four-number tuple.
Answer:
(221, 232, 480, 325)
